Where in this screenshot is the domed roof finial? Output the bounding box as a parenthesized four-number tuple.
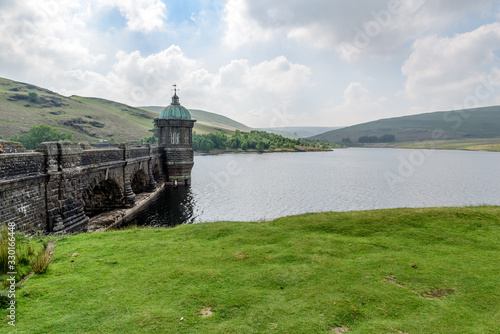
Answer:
(171, 84, 180, 105)
(159, 84, 192, 120)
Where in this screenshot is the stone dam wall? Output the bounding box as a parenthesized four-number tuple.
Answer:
(0, 141, 167, 235)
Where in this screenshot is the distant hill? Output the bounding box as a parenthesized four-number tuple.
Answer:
(139, 106, 253, 134)
(0, 77, 158, 143)
(311, 106, 500, 143)
(259, 126, 343, 138)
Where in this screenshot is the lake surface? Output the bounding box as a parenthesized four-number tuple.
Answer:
(128, 148, 500, 227)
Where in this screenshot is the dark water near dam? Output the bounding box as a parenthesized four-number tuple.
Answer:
(127, 148, 500, 227)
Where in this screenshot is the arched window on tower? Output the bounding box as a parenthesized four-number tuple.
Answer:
(176, 132, 180, 144)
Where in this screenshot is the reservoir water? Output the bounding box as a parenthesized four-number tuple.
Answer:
(128, 148, 500, 227)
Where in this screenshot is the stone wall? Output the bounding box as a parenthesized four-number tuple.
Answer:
(0, 177, 48, 233)
(164, 147, 194, 184)
(0, 141, 168, 234)
(130, 147, 150, 159)
(0, 151, 48, 233)
(0, 152, 45, 179)
(0, 140, 26, 153)
(81, 148, 123, 166)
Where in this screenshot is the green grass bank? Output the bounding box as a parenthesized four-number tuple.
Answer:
(2, 207, 499, 333)
(394, 138, 500, 152)
(359, 138, 500, 152)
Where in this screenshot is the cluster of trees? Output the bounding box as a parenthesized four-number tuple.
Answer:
(358, 134, 395, 143)
(192, 130, 329, 152)
(142, 135, 157, 144)
(10, 124, 75, 149)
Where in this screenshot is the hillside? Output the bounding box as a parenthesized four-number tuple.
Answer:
(311, 106, 500, 143)
(0, 77, 158, 143)
(139, 106, 253, 135)
(259, 126, 343, 138)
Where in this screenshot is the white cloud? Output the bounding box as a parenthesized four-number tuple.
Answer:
(223, 0, 276, 48)
(55, 46, 312, 128)
(223, 0, 499, 60)
(0, 0, 167, 80)
(402, 22, 500, 110)
(219, 56, 311, 95)
(322, 82, 388, 125)
(344, 82, 378, 105)
(0, 0, 104, 79)
(57, 45, 200, 103)
(97, 0, 167, 33)
(209, 56, 312, 126)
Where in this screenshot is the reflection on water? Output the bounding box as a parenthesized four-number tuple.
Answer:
(125, 186, 196, 227)
(123, 148, 500, 228)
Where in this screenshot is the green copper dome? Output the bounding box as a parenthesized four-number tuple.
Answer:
(159, 93, 191, 120)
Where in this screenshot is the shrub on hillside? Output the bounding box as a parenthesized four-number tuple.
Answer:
(28, 92, 38, 103)
(10, 124, 75, 150)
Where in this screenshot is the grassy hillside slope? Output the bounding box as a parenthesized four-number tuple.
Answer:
(140, 106, 253, 134)
(0, 77, 158, 143)
(5, 207, 499, 333)
(311, 106, 500, 143)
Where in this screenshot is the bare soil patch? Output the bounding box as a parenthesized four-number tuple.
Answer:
(385, 275, 405, 287)
(421, 288, 456, 299)
(200, 306, 213, 318)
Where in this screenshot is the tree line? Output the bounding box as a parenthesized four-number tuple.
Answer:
(342, 134, 395, 144)
(358, 134, 395, 143)
(193, 130, 330, 152)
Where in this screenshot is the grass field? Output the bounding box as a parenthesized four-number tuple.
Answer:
(393, 138, 500, 152)
(3, 207, 499, 333)
(362, 138, 500, 152)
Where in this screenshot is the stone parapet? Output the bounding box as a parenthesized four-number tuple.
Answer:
(0, 152, 45, 179)
(0, 140, 26, 153)
(81, 148, 123, 166)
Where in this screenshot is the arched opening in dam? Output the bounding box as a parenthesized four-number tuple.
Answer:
(131, 170, 148, 195)
(84, 179, 124, 217)
(153, 163, 162, 183)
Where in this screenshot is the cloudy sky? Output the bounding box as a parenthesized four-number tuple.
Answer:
(1, 0, 500, 128)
